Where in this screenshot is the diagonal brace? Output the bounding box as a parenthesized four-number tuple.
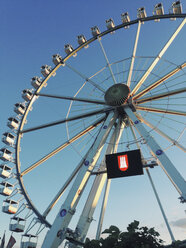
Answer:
(124, 106, 186, 201)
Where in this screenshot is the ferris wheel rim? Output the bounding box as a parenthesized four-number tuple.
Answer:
(10, 13, 186, 230)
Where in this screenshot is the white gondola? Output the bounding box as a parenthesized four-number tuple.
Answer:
(2, 199, 18, 214)
(77, 35, 89, 48)
(10, 217, 26, 232)
(64, 44, 77, 57)
(121, 12, 130, 28)
(172, 1, 182, 14)
(106, 18, 115, 30)
(91, 26, 100, 37)
(21, 234, 38, 248)
(7, 117, 19, 130)
(153, 3, 164, 15)
(0, 164, 12, 178)
(31, 77, 42, 89)
(22, 89, 33, 102)
(14, 103, 26, 115)
(2, 132, 15, 146)
(52, 54, 62, 65)
(41, 65, 52, 77)
(0, 182, 14, 196)
(0, 148, 13, 162)
(153, 3, 164, 22)
(137, 7, 147, 20)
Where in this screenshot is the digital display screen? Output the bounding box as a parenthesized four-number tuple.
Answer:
(106, 149, 143, 179)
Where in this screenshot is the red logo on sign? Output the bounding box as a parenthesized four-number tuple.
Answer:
(117, 155, 129, 171)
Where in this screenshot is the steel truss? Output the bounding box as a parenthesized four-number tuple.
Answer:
(1, 10, 185, 248)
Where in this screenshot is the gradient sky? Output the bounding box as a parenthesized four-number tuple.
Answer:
(0, 1, 186, 247)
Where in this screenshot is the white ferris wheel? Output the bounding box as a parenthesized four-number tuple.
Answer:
(0, 2, 186, 248)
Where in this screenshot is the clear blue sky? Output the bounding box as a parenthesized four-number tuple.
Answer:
(0, 1, 186, 247)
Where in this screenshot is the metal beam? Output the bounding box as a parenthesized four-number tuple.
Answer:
(134, 62, 186, 100)
(36, 93, 106, 105)
(96, 119, 125, 241)
(41, 112, 117, 248)
(136, 87, 186, 104)
(130, 122, 175, 241)
(98, 37, 117, 85)
(136, 106, 186, 116)
(74, 118, 124, 244)
(146, 168, 175, 242)
(96, 178, 111, 240)
(138, 115, 186, 152)
(21, 116, 105, 177)
(65, 62, 105, 93)
(61, 15, 186, 60)
(43, 151, 89, 218)
(127, 21, 141, 87)
(131, 18, 186, 96)
(124, 106, 186, 201)
(21, 107, 113, 134)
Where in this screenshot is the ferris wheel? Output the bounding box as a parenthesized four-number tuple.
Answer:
(0, 2, 186, 248)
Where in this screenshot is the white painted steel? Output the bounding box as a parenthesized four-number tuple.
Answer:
(41, 111, 117, 248)
(139, 115, 186, 152)
(136, 106, 186, 116)
(96, 178, 111, 240)
(21, 116, 105, 177)
(98, 37, 117, 85)
(72, 119, 124, 245)
(0, 185, 13, 196)
(42, 150, 89, 218)
(131, 18, 186, 96)
(21, 241, 37, 248)
(136, 86, 186, 104)
(130, 124, 175, 242)
(2, 205, 18, 214)
(2, 11, 184, 248)
(134, 62, 186, 100)
(7, 117, 19, 130)
(10, 223, 25, 232)
(96, 119, 125, 240)
(146, 168, 175, 242)
(127, 21, 141, 87)
(65, 62, 105, 93)
(0, 165, 12, 179)
(124, 106, 186, 200)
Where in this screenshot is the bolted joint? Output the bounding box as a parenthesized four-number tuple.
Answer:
(179, 196, 186, 203)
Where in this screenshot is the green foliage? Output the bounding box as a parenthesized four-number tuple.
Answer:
(84, 220, 164, 248)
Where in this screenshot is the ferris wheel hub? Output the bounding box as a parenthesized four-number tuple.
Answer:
(104, 83, 130, 106)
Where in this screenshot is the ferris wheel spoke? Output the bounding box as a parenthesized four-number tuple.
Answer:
(127, 21, 141, 87)
(21, 107, 113, 134)
(134, 62, 186, 100)
(129, 122, 140, 148)
(36, 93, 106, 105)
(129, 119, 176, 242)
(65, 62, 105, 93)
(97, 37, 117, 85)
(42, 151, 90, 218)
(136, 106, 186, 116)
(96, 118, 125, 240)
(135, 87, 186, 104)
(131, 18, 186, 96)
(20, 116, 105, 177)
(41, 112, 117, 247)
(4, 11, 186, 247)
(76, 118, 125, 241)
(138, 115, 186, 152)
(125, 106, 186, 200)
